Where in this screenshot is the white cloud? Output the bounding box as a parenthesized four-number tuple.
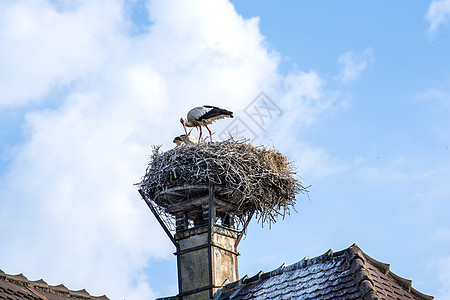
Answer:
(336, 48, 373, 84)
(250, 71, 347, 180)
(430, 227, 450, 243)
(291, 143, 347, 179)
(0, 0, 341, 299)
(432, 256, 450, 300)
(426, 0, 450, 34)
(264, 70, 338, 138)
(0, 90, 169, 299)
(430, 227, 450, 299)
(0, 0, 125, 107)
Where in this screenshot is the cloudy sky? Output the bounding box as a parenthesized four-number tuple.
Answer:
(0, 0, 449, 299)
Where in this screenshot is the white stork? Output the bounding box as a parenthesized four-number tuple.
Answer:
(180, 105, 233, 142)
(173, 133, 199, 147)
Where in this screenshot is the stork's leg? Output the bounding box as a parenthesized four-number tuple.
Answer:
(198, 126, 202, 144)
(205, 125, 213, 142)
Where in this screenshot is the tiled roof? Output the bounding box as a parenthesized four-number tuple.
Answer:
(214, 244, 433, 300)
(0, 269, 108, 300)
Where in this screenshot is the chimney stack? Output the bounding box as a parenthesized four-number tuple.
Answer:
(140, 185, 251, 299)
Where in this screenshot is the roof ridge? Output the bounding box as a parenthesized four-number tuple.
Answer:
(0, 269, 109, 299)
(348, 244, 434, 300)
(215, 244, 433, 300)
(5, 272, 29, 284)
(346, 245, 379, 299)
(30, 278, 49, 288)
(69, 288, 92, 299)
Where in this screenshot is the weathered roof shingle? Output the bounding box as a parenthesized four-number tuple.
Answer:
(0, 269, 108, 300)
(214, 244, 432, 300)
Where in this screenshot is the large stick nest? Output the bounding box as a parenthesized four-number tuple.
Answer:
(138, 139, 308, 225)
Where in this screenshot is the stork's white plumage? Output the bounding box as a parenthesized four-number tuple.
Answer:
(173, 134, 198, 147)
(180, 105, 233, 142)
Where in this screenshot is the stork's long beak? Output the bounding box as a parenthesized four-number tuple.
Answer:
(183, 123, 188, 135)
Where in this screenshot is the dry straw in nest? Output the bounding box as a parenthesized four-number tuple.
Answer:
(138, 139, 308, 226)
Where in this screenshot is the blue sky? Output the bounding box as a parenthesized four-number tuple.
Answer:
(0, 0, 449, 299)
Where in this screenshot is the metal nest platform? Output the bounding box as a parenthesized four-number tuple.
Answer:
(139, 184, 254, 249)
(153, 184, 249, 215)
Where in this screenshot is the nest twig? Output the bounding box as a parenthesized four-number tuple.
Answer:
(137, 139, 308, 226)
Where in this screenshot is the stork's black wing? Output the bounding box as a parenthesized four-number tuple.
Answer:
(198, 105, 233, 121)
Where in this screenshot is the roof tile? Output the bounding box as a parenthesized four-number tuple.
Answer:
(0, 270, 108, 300)
(29, 279, 48, 288)
(214, 244, 433, 300)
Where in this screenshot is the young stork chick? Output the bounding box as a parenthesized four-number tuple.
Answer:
(180, 105, 233, 143)
(173, 133, 199, 147)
